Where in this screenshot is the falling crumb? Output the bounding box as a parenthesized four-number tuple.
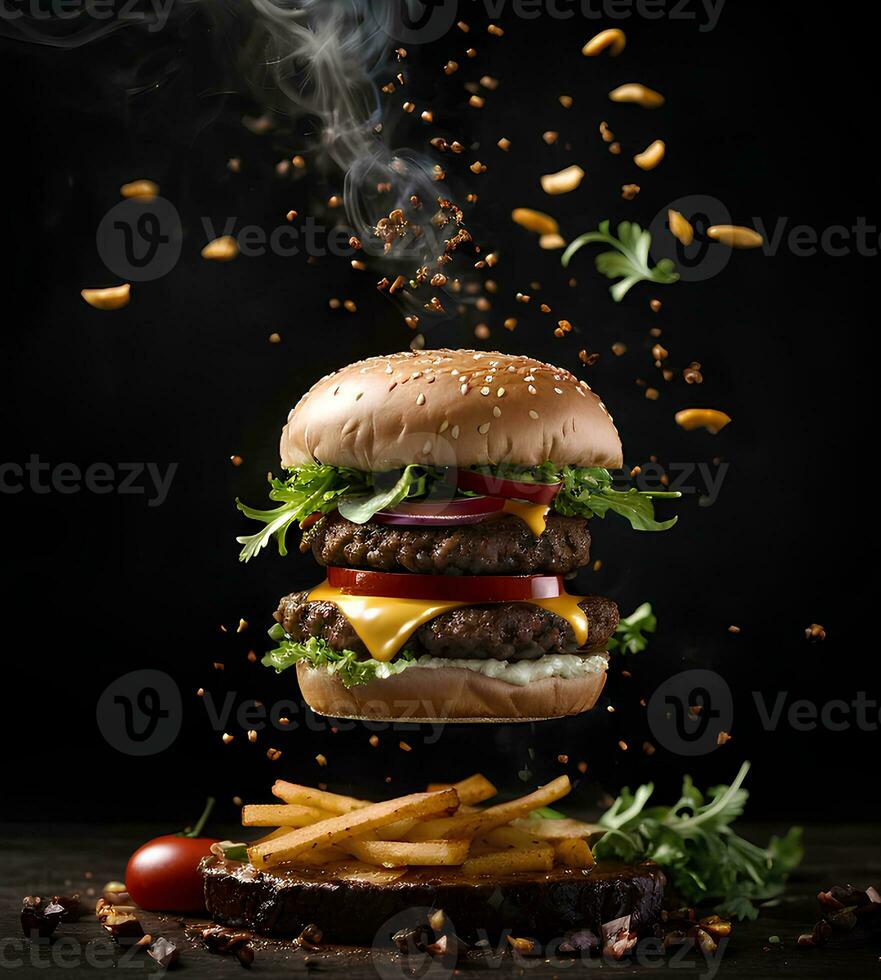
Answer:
(650, 298, 662, 312)
(487, 23, 504, 36)
(222, 733, 234, 745)
(444, 60, 458, 75)
(457, 19, 469, 31)
(728, 625, 741, 634)
(247, 730, 257, 743)
(504, 318, 517, 331)
(649, 326, 663, 338)
(369, 735, 380, 747)
(230, 455, 243, 467)
(329, 298, 341, 309)
(266, 748, 282, 761)
(599, 121, 615, 143)
(469, 95, 485, 109)
(716, 732, 732, 746)
(399, 741, 412, 753)
(236, 618, 248, 633)
(480, 75, 499, 90)
(213, 661, 224, 671)
(621, 184, 641, 200)
(652, 344, 669, 362)
(684, 361, 704, 384)
(268, 332, 282, 344)
(315, 754, 328, 766)
(618, 741, 629, 752)
(579, 349, 600, 367)
(557, 754, 569, 764)
(643, 741, 656, 756)
(609, 142, 621, 155)
(475, 323, 491, 339)
(247, 650, 257, 663)
(232, 795, 243, 806)
(465, 47, 477, 58)
(327, 195, 342, 207)
(606, 705, 615, 713)
(497, 137, 511, 151)
(343, 300, 357, 313)
(542, 131, 558, 145)
(592, 559, 602, 572)
(292, 155, 306, 169)
(469, 161, 487, 174)
(421, 110, 433, 123)
(645, 388, 660, 400)
(577, 761, 588, 774)
(559, 95, 573, 108)
(351, 260, 366, 271)
(805, 623, 827, 641)
(196, 687, 205, 697)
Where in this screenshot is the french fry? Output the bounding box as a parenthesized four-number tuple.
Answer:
(346, 838, 470, 868)
(425, 774, 497, 806)
(511, 817, 603, 840)
(242, 804, 331, 827)
(462, 845, 554, 877)
(409, 776, 571, 841)
(483, 826, 542, 849)
(288, 845, 350, 866)
(249, 789, 459, 869)
(272, 781, 370, 814)
(372, 818, 418, 840)
(553, 838, 596, 869)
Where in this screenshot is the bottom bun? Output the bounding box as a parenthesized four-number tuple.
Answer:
(295, 658, 608, 723)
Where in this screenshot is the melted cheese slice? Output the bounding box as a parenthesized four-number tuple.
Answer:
(502, 499, 550, 537)
(308, 580, 588, 663)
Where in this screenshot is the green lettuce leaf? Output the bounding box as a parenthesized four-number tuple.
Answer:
(593, 763, 804, 919)
(337, 465, 434, 524)
(555, 466, 680, 531)
(607, 602, 657, 654)
(262, 632, 417, 688)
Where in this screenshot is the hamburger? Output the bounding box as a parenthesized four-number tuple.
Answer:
(237, 349, 677, 722)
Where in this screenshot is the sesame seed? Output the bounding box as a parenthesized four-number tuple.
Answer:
(460, 384, 469, 395)
(480, 386, 490, 396)
(355, 392, 363, 400)
(529, 410, 540, 420)
(422, 440, 432, 453)
(478, 422, 491, 434)
(493, 406, 501, 418)
(416, 393, 426, 406)
(554, 387, 563, 394)
(451, 425, 460, 439)
(497, 387, 505, 397)
(528, 385, 537, 395)
(439, 420, 449, 432)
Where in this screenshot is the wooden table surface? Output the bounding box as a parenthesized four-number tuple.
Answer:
(2, 822, 878, 978)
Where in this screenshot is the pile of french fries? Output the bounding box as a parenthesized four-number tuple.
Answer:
(241, 774, 599, 878)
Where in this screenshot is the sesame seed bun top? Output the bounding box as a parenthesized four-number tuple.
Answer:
(279, 349, 623, 471)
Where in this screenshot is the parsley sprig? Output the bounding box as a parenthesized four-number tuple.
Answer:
(593, 762, 804, 920)
(562, 220, 679, 301)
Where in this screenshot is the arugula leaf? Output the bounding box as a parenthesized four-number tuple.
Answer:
(262, 632, 417, 688)
(555, 466, 680, 531)
(562, 220, 680, 302)
(608, 602, 657, 655)
(593, 763, 803, 919)
(338, 465, 434, 524)
(236, 464, 370, 562)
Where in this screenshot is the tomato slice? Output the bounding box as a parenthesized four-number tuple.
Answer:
(455, 469, 562, 505)
(372, 495, 505, 526)
(327, 566, 564, 602)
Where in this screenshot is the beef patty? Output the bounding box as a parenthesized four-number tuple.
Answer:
(274, 591, 619, 662)
(306, 511, 591, 576)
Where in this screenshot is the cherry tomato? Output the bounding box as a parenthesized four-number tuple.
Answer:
(126, 835, 218, 913)
(125, 798, 219, 913)
(327, 566, 565, 602)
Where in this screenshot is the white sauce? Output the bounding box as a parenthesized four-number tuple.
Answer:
(405, 652, 609, 687)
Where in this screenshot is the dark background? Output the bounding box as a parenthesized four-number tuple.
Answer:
(1, 1, 876, 826)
